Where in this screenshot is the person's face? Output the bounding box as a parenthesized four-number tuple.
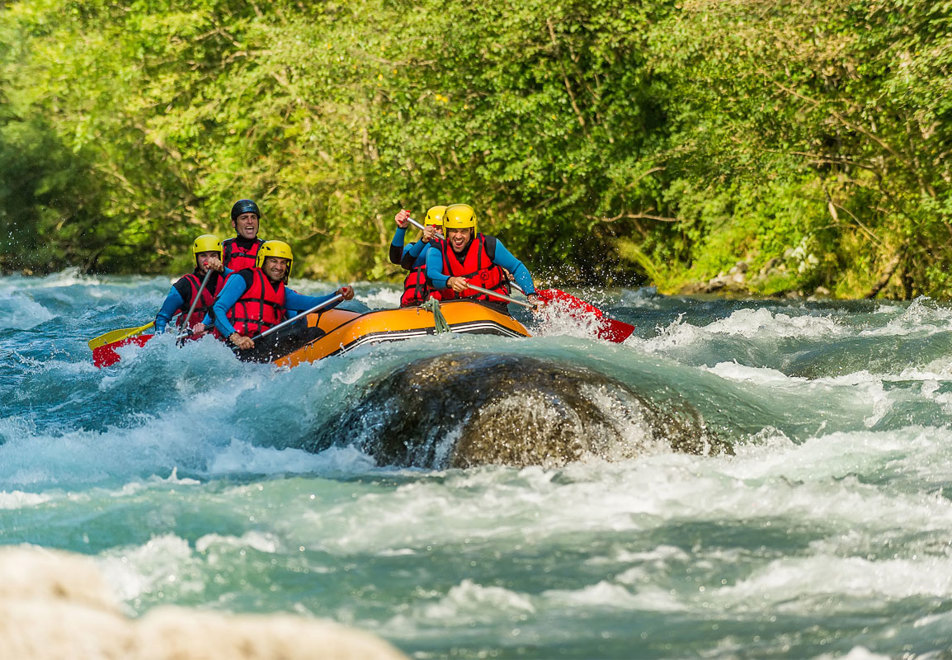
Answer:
(196, 251, 218, 273)
(447, 227, 472, 253)
(233, 212, 259, 240)
(263, 256, 289, 283)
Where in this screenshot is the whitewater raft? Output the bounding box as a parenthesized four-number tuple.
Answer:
(272, 300, 529, 366)
(93, 300, 530, 367)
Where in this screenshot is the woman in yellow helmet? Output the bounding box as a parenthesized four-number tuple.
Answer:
(424, 204, 539, 308)
(210, 240, 355, 351)
(154, 234, 226, 334)
(390, 206, 446, 306)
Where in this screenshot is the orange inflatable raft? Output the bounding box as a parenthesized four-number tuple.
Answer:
(92, 300, 530, 368)
(272, 300, 530, 367)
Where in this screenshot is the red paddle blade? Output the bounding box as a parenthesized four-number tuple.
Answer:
(92, 334, 154, 367)
(597, 317, 636, 343)
(535, 288, 635, 343)
(536, 288, 604, 318)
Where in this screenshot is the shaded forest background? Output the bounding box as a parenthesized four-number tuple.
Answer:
(1, 0, 951, 298)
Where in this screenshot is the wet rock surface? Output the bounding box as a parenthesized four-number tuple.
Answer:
(0, 547, 407, 660)
(310, 352, 730, 468)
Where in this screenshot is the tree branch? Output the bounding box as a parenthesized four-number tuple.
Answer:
(590, 211, 678, 223)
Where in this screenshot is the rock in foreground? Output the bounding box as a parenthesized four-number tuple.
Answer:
(0, 546, 406, 660)
(312, 352, 730, 468)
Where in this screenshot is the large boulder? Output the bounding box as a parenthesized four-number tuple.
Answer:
(0, 546, 407, 660)
(310, 352, 729, 468)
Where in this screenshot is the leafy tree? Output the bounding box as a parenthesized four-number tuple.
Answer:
(2, 0, 951, 300)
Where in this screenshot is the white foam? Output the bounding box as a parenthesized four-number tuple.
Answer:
(418, 579, 535, 622)
(358, 285, 402, 310)
(542, 580, 642, 608)
(0, 490, 53, 509)
(814, 648, 891, 660)
(532, 298, 614, 341)
(194, 531, 281, 554)
(715, 553, 952, 610)
(4, 267, 90, 289)
(206, 441, 376, 477)
(0, 292, 54, 330)
(708, 362, 803, 386)
(705, 307, 842, 339)
(644, 307, 843, 354)
(860, 297, 952, 337)
(97, 534, 201, 602)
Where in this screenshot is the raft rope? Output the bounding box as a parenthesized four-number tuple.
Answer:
(421, 297, 451, 334)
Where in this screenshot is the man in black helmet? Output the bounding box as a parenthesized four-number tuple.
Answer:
(221, 199, 264, 271)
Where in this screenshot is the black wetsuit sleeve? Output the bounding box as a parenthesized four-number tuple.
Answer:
(172, 277, 193, 303)
(400, 250, 419, 271)
(389, 243, 404, 266)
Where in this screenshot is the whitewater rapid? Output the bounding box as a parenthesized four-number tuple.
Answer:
(2, 269, 952, 657)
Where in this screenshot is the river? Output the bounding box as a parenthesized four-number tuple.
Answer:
(2, 269, 951, 658)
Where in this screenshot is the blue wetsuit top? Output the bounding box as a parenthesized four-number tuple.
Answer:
(389, 226, 430, 269)
(425, 236, 536, 295)
(156, 288, 186, 334)
(155, 268, 230, 333)
(210, 270, 342, 337)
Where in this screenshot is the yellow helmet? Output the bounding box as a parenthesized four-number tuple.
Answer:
(256, 240, 294, 278)
(442, 203, 477, 233)
(424, 205, 447, 228)
(192, 234, 222, 256)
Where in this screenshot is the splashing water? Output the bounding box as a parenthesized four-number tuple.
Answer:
(3, 272, 952, 658)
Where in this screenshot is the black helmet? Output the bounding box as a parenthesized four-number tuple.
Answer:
(231, 199, 260, 222)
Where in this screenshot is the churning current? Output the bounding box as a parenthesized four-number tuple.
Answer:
(2, 269, 952, 658)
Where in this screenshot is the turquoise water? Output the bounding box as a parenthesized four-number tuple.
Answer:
(3, 269, 952, 657)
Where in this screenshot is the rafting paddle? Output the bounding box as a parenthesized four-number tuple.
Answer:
(406, 215, 634, 342)
(466, 283, 537, 310)
(177, 269, 214, 336)
(406, 216, 444, 239)
(512, 283, 635, 343)
(87, 321, 156, 350)
(175, 269, 216, 346)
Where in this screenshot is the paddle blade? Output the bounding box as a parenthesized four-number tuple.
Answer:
(597, 317, 636, 343)
(88, 322, 155, 349)
(92, 334, 155, 368)
(536, 289, 604, 318)
(536, 288, 635, 343)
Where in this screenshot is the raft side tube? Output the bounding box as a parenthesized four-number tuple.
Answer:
(273, 301, 530, 368)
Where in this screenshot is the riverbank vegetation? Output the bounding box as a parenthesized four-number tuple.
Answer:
(2, 0, 950, 298)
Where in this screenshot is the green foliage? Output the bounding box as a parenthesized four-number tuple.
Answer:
(1, 0, 951, 299)
(642, 0, 952, 297)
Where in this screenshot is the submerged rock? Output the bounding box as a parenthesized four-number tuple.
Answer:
(310, 352, 730, 468)
(0, 546, 407, 660)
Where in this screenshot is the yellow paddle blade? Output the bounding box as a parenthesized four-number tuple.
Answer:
(87, 321, 155, 350)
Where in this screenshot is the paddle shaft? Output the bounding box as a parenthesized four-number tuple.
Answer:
(178, 269, 215, 334)
(465, 283, 536, 310)
(87, 321, 155, 350)
(249, 294, 344, 341)
(406, 216, 444, 239)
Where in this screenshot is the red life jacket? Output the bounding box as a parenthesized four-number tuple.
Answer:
(400, 268, 428, 307)
(177, 271, 225, 328)
(226, 269, 286, 336)
(222, 238, 263, 272)
(400, 268, 445, 306)
(399, 239, 444, 307)
(435, 234, 510, 301)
